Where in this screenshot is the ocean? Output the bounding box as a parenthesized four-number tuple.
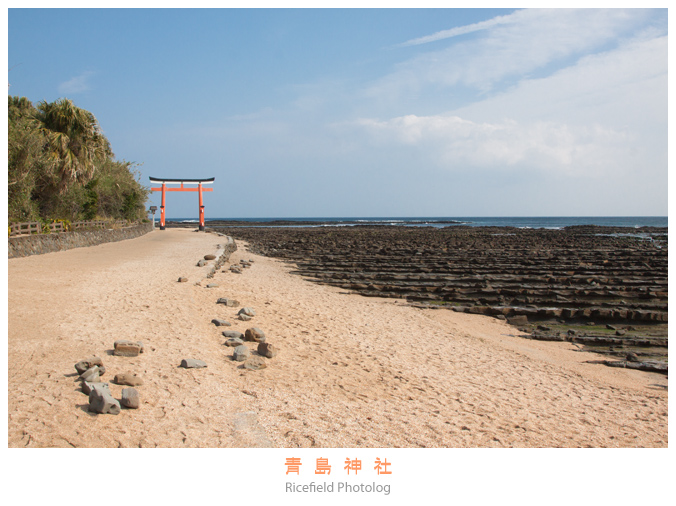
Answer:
(171, 216, 668, 230)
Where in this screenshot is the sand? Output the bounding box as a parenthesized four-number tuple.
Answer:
(7, 228, 668, 448)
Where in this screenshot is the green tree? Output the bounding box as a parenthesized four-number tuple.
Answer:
(8, 96, 50, 221)
(8, 95, 148, 224)
(94, 158, 149, 221)
(35, 98, 112, 190)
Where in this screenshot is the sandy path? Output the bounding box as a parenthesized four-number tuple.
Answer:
(8, 229, 267, 448)
(7, 229, 667, 447)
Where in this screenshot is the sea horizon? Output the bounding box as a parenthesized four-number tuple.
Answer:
(165, 216, 668, 230)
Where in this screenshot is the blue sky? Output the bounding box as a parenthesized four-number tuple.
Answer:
(7, 8, 668, 218)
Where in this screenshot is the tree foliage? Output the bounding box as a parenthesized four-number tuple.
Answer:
(8, 96, 148, 223)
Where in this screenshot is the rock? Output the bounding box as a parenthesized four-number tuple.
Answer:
(88, 389, 121, 415)
(217, 298, 239, 307)
(616, 329, 626, 336)
(233, 345, 249, 362)
(238, 314, 252, 321)
(257, 342, 277, 358)
(244, 328, 266, 343)
(223, 331, 245, 339)
(626, 352, 640, 362)
(75, 361, 89, 375)
(113, 373, 144, 386)
(82, 381, 110, 395)
(121, 388, 140, 409)
(180, 359, 207, 368)
(197, 259, 207, 267)
(508, 315, 529, 326)
(244, 357, 267, 370)
(74, 357, 104, 375)
(542, 308, 563, 318)
(80, 366, 101, 383)
(238, 307, 256, 317)
(561, 308, 577, 319)
(178, 277, 188, 283)
(212, 319, 231, 327)
(114, 342, 142, 357)
(225, 338, 244, 347)
(206, 283, 219, 288)
(114, 340, 145, 354)
(230, 266, 242, 274)
(204, 254, 217, 260)
(606, 324, 617, 330)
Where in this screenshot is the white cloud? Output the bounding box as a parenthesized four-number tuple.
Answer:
(352, 114, 630, 176)
(397, 13, 515, 47)
(368, 8, 657, 99)
(453, 33, 667, 127)
(348, 16, 666, 187)
(58, 70, 95, 95)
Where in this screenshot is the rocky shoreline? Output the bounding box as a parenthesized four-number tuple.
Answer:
(204, 224, 668, 373)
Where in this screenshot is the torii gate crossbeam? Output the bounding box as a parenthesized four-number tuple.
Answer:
(149, 177, 215, 231)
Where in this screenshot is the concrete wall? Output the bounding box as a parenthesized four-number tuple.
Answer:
(8, 222, 154, 259)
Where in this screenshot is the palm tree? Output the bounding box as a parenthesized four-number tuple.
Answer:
(36, 98, 112, 189)
(8, 95, 34, 116)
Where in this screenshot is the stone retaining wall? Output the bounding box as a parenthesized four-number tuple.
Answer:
(8, 222, 154, 259)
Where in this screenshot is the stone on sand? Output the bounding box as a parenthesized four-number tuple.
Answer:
(233, 345, 249, 362)
(257, 342, 278, 358)
(79, 366, 101, 383)
(217, 298, 239, 307)
(180, 359, 207, 369)
(114, 343, 142, 357)
(89, 389, 121, 415)
(114, 373, 144, 386)
(121, 388, 140, 409)
(114, 340, 145, 355)
(244, 357, 267, 370)
(82, 381, 110, 396)
(74, 357, 104, 375)
(225, 338, 244, 347)
(244, 327, 266, 343)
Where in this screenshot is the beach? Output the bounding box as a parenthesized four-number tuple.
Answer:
(7, 228, 668, 448)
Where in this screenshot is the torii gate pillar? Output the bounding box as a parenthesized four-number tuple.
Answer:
(149, 177, 215, 231)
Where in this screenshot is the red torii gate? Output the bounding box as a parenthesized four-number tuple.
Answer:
(149, 177, 215, 231)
